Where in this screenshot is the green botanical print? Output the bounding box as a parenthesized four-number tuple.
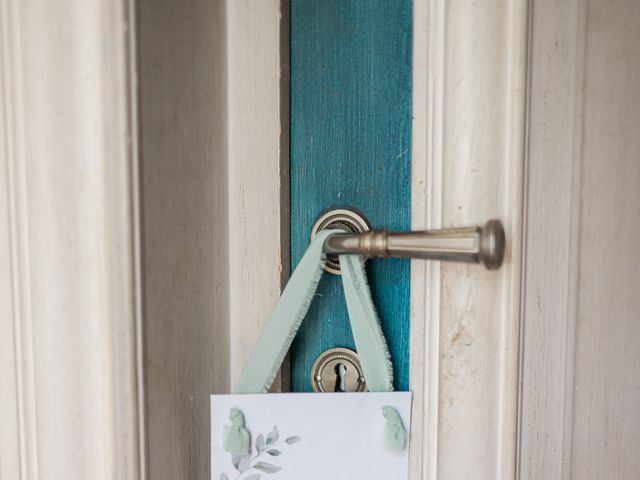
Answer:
(220, 425, 301, 480)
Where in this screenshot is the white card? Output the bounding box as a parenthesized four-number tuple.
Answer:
(212, 392, 412, 480)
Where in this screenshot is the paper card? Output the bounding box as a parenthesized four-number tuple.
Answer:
(211, 392, 412, 480)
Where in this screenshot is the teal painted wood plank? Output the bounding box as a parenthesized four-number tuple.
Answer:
(290, 0, 412, 392)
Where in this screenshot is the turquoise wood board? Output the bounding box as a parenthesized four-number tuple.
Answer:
(290, 0, 412, 392)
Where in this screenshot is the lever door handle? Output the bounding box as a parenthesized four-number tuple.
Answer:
(312, 210, 505, 271)
(324, 220, 505, 270)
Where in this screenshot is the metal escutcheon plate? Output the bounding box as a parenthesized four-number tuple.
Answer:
(310, 208, 371, 275)
(310, 347, 367, 393)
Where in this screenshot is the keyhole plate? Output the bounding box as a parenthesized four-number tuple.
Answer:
(310, 347, 367, 393)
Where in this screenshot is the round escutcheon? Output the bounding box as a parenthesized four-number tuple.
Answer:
(310, 208, 371, 275)
(310, 347, 367, 393)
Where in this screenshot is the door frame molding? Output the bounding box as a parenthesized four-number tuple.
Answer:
(410, 0, 528, 477)
(518, 0, 586, 477)
(0, 0, 144, 478)
(226, 0, 290, 389)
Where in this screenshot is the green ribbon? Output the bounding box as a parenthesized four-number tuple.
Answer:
(234, 230, 337, 394)
(228, 230, 407, 453)
(339, 254, 394, 392)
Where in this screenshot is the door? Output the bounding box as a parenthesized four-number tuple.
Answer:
(6, 1, 636, 479)
(137, 0, 640, 475)
(98, 0, 640, 478)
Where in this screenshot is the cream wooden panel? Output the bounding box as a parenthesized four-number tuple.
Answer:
(572, 2, 640, 476)
(410, 1, 527, 478)
(137, 0, 230, 478)
(521, 0, 640, 478)
(0, 0, 142, 478)
(227, 0, 289, 388)
(139, 0, 287, 476)
(519, 0, 586, 476)
(0, 49, 21, 477)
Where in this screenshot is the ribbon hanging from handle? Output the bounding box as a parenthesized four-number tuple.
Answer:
(231, 230, 406, 452)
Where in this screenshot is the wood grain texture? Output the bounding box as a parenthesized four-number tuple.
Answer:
(572, 2, 640, 476)
(521, 0, 640, 478)
(408, 1, 442, 477)
(137, 0, 230, 478)
(290, 0, 412, 392)
(518, 0, 586, 477)
(410, 0, 527, 478)
(227, 0, 289, 389)
(0, 0, 143, 478)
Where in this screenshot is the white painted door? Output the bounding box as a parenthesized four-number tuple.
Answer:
(520, 0, 640, 478)
(138, 0, 529, 476)
(3, 1, 638, 479)
(412, 1, 640, 477)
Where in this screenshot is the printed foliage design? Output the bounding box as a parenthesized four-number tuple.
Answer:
(221, 425, 301, 480)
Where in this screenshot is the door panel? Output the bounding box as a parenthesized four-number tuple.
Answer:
(409, 1, 527, 478)
(521, 0, 640, 477)
(290, 0, 412, 392)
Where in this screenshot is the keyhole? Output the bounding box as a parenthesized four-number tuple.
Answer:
(334, 363, 348, 392)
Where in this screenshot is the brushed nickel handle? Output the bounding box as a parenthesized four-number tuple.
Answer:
(312, 209, 505, 271)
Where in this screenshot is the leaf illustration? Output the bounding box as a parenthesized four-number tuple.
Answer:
(253, 462, 282, 474)
(244, 475, 261, 480)
(266, 426, 279, 446)
(231, 454, 246, 470)
(266, 449, 281, 456)
(219, 474, 229, 480)
(238, 455, 252, 474)
(255, 434, 265, 453)
(285, 436, 301, 445)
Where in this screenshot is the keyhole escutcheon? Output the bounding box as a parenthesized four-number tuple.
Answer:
(310, 347, 367, 393)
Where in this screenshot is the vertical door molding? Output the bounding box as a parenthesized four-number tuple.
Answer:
(0, 0, 143, 479)
(518, 0, 586, 477)
(226, 0, 289, 388)
(410, 1, 528, 478)
(139, 1, 286, 476)
(521, 0, 640, 477)
(137, 0, 230, 478)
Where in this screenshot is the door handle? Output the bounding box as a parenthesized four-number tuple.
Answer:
(312, 209, 506, 271)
